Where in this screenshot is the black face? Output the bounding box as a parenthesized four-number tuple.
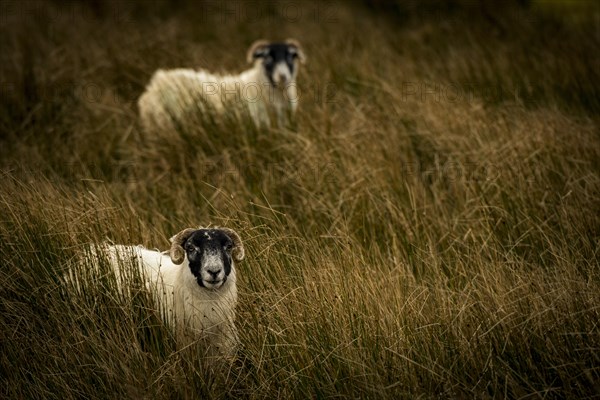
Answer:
(183, 229, 234, 289)
(256, 43, 299, 86)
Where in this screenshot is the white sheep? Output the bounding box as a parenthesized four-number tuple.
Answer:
(138, 39, 306, 130)
(75, 227, 245, 358)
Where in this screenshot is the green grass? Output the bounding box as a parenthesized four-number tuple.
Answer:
(1, 0, 599, 398)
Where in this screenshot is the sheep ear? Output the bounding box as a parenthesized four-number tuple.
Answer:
(247, 39, 270, 63)
(218, 227, 245, 262)
(169, 228, 197, 265)
(286, 39, 306, 64)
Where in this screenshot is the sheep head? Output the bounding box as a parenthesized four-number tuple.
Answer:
(247, 39, 306, 88)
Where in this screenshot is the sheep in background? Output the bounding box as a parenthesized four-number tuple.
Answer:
(138, 39, 306, 131)
(74, 227, 245, 359)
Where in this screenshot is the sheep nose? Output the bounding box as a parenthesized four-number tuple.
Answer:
(273, 73, 284, 84)
(208, 270, 221, 278)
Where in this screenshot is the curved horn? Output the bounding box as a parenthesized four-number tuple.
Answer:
(218, 227, 245, 262)
(286, 38, 306, 64)
(169, 228, 197, 265)
(247, 39, 270, 63)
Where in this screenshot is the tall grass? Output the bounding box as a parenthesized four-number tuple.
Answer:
(1, 0, 599, 398)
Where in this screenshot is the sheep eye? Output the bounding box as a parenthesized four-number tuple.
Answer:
(264, 56, 273, 64)
(224, 243, 233, 252)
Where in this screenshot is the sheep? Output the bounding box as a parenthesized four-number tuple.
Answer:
(74, 227, 245, 358)
(137, 39, 306, 131)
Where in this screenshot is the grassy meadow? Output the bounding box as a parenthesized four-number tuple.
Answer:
(1, 0, 599, 398)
